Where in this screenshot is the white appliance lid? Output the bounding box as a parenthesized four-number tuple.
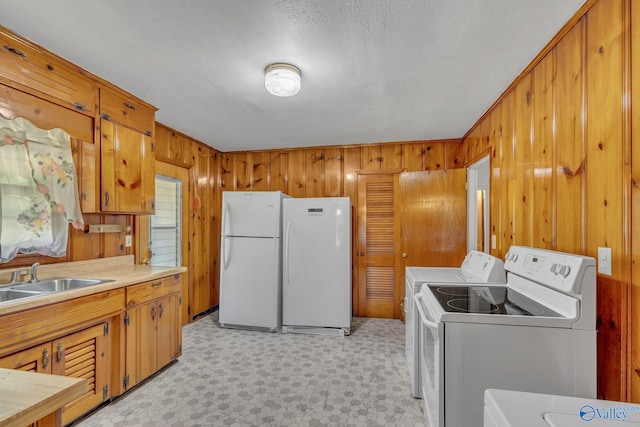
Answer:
(460, 250, 506, 283)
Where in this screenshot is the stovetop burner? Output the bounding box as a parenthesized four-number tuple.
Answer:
(446, 298, 500, 313)
(428, 285, 561, 317)
(435, 287, 470, 296)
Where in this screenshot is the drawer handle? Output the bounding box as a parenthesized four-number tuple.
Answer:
(56, 342, 65, 363)
(123, 102, 136, 110)
(151, 282, 162, 288)
(42, 348, 49, 370)
(3, 45, 25, 58)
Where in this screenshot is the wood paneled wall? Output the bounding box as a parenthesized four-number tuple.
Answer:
(221, 139, 464, 195)
(463, 0, 635, 401)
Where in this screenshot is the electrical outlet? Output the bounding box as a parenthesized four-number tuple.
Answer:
(125, 235, 132, 248)
(597, 247, 612, 276)
(491, 234, 497, 250)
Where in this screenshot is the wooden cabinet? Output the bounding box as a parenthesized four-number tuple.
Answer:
(0, 28, 96, 115)
(154, 124, 189, 165)
(0, 322, 111, 425)
(99, 86, 156, 214)
(124, 275, 182, 389)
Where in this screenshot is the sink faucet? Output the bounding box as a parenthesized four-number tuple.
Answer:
(29, 262, 40, 283)
(0, 269, 27, 287)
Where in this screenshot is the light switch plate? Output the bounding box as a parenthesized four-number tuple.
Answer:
(125, 235, 132, 248)
(491, 234, 497, 250)
(597, 247, 612, 276)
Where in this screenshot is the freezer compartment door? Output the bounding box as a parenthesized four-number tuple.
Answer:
(221, 191, 283, 238)
(219, 236, 282, 329)
(282, 197, 351, 328)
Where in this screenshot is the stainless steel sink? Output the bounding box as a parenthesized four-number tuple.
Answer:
(0, 289, 43, 302)
(14, 278, 113, 293)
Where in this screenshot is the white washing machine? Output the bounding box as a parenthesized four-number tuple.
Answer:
(485, 388, 640, 426)
(405, 250, 506, 398)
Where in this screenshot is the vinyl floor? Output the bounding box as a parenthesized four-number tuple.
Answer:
(73, 311, 426, 427)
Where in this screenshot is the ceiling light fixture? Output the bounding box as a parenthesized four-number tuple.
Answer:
(264, 63, 301, 97)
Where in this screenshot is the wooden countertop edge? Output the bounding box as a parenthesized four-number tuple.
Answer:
(0, 369, 88, 427)
(0, 256, 187, 316)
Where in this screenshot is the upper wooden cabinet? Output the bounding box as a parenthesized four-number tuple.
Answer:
(154, 124, 190, 165)
(100, 86, 154, 136)
(0, 28, 96, 115)
(99, 86, 156, 214)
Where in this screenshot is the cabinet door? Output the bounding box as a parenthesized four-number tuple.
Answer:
(0, 30, 96, 114)
(100, 118, 155, 214)
(0, 343, 52, 373)
(157, 293, 181, 369)
(52, 322, 110, 425)
(137, 300, 159, 382)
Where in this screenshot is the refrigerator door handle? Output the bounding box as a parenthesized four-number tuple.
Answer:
(222, 236, 231, 271)
(223, 202, 231, 236)
(284, 221, 291, 286)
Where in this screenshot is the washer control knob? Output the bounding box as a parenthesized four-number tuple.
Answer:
(559, 265, 571, 278)
(550, 263, 559, 274)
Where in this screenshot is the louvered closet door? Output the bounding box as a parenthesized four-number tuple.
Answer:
(356, 173, 402, 319)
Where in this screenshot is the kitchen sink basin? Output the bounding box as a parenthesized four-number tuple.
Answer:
(0, 289, 43, 302)
(13, 278, 113, 293)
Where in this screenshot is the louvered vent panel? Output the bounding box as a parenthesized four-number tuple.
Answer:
(366, 266, 395, 300)
(64, 338, 97, 393)
(365, 180, 395, 255)
(19, 362, 37, 372)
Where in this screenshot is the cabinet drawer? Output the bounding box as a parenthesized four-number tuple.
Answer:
(0, 30, 95, 114)
(126, 275, 181, 307)
(99, 86, 155, 135)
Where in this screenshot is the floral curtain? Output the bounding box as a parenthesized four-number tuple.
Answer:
(0, 115, 84, 262)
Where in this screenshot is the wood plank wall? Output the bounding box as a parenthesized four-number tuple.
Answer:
(462, 0, 635, 401)
(221, 139, 465, 194)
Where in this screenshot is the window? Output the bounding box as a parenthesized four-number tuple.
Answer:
(149, 175, 181, 267)
(0, 115, 83, 262)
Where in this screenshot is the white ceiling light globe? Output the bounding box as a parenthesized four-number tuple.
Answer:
(265, 63, 301, 97)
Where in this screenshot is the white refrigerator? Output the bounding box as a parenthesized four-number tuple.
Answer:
(219, 191, 289, 331)
(282, 197, 352, 336)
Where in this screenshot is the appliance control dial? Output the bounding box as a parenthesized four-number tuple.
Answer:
(558, 265, 571, 278)
(550, 263, 559, 274)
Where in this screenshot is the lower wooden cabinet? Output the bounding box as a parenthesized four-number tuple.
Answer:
(0, 321, 111, 425)
(0, 273, 183, 425)
(124, 275, 182, 390)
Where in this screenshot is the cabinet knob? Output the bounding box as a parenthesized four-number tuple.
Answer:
(402, 253, 408, 258)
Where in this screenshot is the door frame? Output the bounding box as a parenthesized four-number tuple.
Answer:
(467, 155, 490, 253)
(135, 161, 190, 325)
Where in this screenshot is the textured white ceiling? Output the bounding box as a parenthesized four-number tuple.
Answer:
(0, 0, 586, 152)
